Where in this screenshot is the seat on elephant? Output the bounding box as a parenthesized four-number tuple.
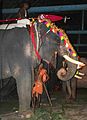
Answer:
(0, 18, 31, 30)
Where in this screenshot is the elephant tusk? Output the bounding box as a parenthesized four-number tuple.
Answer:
(77, 65, 81, 69)
(74, 75, 82, 79)
(77, 64, 85, 69)
(78, 72, 85, 76)
(63, 55, 85, 66)
(76, 71, 85, 76)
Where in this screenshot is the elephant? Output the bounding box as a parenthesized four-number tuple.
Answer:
(0, 14, 85, 113)
(58, 57, 86, 101)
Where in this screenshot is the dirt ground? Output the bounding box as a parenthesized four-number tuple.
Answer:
(0, 88, 87, 120)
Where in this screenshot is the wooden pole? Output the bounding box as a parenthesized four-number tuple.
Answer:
(43, 83, 52, 107)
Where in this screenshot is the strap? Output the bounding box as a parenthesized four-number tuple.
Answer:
(30, 24, 41, 61)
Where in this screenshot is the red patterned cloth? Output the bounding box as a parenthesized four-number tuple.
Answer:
(43, 14, 63, 22)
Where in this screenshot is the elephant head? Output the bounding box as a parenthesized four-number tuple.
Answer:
(34, 14, 85, 81)
(56, 29, 85, 81)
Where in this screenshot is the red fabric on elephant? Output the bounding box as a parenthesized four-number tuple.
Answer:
(42, 14, 63, 22)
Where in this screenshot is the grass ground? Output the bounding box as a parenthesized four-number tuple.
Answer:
(0, 88, 87, 120)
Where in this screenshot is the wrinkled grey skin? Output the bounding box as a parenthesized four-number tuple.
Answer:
(62, 57, 87, 101)
(0, 19, 78, 112)
(0, 28, 33, 112)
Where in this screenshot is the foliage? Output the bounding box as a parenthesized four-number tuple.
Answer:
(29, 108, 67, 120)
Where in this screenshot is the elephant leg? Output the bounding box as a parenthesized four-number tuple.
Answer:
(66, 80, 72, 99)
(16, 72, 32, 113)
(71, 77, 77, 100)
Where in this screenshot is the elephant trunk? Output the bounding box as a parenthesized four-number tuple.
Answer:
(57, 61, 77, 81)
(57, 45, 85, 81)
(63, 55, 85, 67)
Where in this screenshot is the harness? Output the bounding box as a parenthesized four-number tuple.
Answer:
(30, 23, 41, 61)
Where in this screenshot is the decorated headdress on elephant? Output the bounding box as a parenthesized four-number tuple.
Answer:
(34, 14, 85, 81)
